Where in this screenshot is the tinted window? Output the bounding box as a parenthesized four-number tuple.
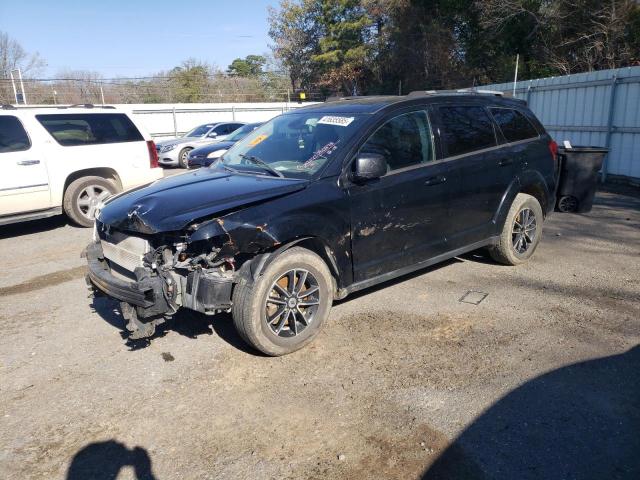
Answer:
(491, 108, 539, 142)
(361, 111, 433, 172)
(0, 115, 30, 153)
(214, 124, 231, 134)
(36, 113, 143, 146)
(186, 124, 215, 137)
(438, 106, 496, 157)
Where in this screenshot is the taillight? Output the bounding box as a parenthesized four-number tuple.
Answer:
(147, 140, 159, 168)
(548, 140, 558, 162)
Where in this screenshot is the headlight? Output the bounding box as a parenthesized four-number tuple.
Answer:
(159, 144, 177, 153)
(207, 149, 227, 159)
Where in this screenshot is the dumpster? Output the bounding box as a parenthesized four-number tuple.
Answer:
(556, 146, 609, 213)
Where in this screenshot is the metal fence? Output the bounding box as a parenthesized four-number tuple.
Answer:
(482, 66, 640, 181)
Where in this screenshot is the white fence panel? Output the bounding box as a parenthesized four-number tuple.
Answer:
(114, 102, 317, 141)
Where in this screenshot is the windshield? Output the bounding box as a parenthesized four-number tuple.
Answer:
(221, 113, 365, 178)
(226, 123, 261, 142)
(184, 124, 215, 138)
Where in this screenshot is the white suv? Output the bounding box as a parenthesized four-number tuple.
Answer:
(0, 105, 163, 227)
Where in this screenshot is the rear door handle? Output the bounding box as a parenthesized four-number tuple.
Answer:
(17, 160, 41, 166)
(424, 175, 447, 186)
(498, 158, 513, 167)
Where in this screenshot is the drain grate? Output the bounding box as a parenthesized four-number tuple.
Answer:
(459, 291, 489, 305)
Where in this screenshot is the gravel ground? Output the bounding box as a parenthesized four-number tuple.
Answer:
(0, 181, 638, 480)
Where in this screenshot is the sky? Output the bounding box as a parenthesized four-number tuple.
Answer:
(0, 0, 277, 78)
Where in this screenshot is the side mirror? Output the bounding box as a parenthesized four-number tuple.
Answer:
(353, 153, 387, 182)
(207, 132, 218, 138)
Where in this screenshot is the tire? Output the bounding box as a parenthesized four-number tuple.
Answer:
(178, 147, 192, 168)
(489, 193, 544, 265)
(63, 176, 118, 227)
(232, 247, 333, 356)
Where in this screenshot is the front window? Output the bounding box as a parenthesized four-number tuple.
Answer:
(184, 124, 216, 137)
(221, 113, 365, 178)
(360, 111, 434, 172)
(0, 115, 31, 152)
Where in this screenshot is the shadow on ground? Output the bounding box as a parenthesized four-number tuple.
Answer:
(422, 345, 640, 480)
(90, 296, 262, 355)
(66, 440, 157, 480)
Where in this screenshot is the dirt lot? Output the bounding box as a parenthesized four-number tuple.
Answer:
(1, 181, 639, 480)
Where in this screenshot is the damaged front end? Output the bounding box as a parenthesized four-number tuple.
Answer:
(85, 213, 281, 340)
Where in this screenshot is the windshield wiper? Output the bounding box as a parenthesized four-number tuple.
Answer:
(239, 154, 284, 178)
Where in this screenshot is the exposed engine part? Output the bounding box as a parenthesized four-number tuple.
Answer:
(120, 301, 165, 340)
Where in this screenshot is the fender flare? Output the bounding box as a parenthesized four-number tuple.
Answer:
(493, 170, 553, 234)
(236, 237, 313, 284)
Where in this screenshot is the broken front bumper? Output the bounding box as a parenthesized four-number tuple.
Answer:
(85, 241, 234, 318)
(85, 242, 170, 315)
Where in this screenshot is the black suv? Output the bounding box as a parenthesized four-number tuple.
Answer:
(86, 92, 558, 355)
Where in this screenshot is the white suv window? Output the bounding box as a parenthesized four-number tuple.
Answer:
(36, 113, 143, 146)
(0, 115, 31, 152)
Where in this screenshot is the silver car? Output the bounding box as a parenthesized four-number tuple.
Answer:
(156, 122, 246, 167)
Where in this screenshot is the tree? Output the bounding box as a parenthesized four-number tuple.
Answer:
(475, 0, 640, 76)
(310, 0, 375, 94)
(0, 31, 46, 78)
(268, 0, 324, 91)
(227, 55, 267, 77)
(168, 58, 213, 103)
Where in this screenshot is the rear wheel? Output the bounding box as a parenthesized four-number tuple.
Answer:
(232, 247, 333, 356)
(489, 193, 543, 265)
(63, 176, 117, 227)
(178, 147, 192, 168)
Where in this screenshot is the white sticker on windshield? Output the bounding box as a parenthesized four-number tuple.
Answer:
(318, 116, 355, 127)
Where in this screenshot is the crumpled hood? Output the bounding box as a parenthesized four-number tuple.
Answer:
(98, 169, 309, 234)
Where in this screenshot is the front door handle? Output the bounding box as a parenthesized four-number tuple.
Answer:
(17, 160, 41, 166)
(424, 175, 447, 186)
(498, 158, 513, 167)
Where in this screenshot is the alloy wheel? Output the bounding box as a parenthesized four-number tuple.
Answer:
(512, 208, 537, 254)
(265, 269, 320, 338)
(76, 185, 111, 220)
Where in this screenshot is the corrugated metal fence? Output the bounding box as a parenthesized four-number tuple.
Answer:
(482, 66, 640, 181)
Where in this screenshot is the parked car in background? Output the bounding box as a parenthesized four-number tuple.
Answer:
(86, 91, 563, 355)
(187, 122, 264, 169)
(0, 105, 162, 227)
(156, 122, 246, 168)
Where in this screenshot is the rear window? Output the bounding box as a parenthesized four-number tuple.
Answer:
(491, 108, 539, 142)
(36, 113, 143, 146)
(438, 106, 496, 157)
(0, 115, 30, 153)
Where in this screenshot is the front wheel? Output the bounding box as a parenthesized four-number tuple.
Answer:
(178, 147, 192, 168)
(232, 247, 333, 356)
(489, 193, 544, 265)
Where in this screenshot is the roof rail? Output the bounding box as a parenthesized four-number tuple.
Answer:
(0, 104, 116, 110)
(68, 103, 116, 109)
(407, 89, 505, 98)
